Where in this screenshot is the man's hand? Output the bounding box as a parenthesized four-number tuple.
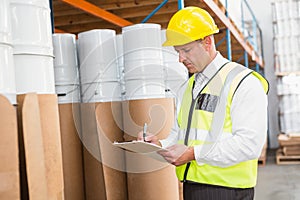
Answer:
(159, 144, 195, 166)
(137, 131, 161, 147)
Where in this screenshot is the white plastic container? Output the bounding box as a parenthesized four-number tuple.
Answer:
(290, 18, 300, 36)
(164, 62, 188, 80)
(122, 24, 163, 60)
(80, 62, 119, 84)
(55, 84, 80, 104)
(116, 34, 126, 98)
(165, 78, 188, 97)
(122, 24, 164, 79)
(116, 34, 124, 71)
(10, 0, 53, 56)
(273, 1, 284, 20)
(116, 34, 124, 79)
(124, 59, 164, 80)
(0, 43, 16, 104)
(0, 0, 11, 45)
(14, 54, 55, 94)
(161, 29, 188, 92)
(161, 30, 178, 61)
(161, 47, 179, 63)
(81, 81, 122, 103)
(52, 33, 79, 85)
(122, 24, 166, 100)
(78, 29, 119, 83)
(124, 78, 165, 100)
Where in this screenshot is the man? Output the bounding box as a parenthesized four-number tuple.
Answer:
(139, 6, 269, 200)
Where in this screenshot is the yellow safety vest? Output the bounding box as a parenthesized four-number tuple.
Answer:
(176, 62, 269, 188)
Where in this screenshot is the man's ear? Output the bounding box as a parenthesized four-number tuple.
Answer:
(203, 36, 213, 51)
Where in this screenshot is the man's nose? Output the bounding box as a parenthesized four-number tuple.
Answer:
(178, 52, 185, 63)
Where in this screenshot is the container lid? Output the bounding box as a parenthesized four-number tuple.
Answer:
(122, 23, 161, 32)
(78, 29, 116, 39)
(10, 0, 50, 8)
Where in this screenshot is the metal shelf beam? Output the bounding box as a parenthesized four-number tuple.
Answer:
(202, 0, 264, 67)
(60, 0, 133, 27)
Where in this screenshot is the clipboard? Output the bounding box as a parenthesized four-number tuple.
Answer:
(113, 140, 169, 162)
(113, 140, 167, 154)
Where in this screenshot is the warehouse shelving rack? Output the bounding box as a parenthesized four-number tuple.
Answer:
(51, 0, 264, 72)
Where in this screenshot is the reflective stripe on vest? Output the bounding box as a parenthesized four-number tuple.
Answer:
(176, 62, 269, 188)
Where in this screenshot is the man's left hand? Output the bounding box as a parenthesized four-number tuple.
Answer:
(159, 144, 195, 166)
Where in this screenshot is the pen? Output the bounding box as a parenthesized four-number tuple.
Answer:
(143, 123, 147, 142)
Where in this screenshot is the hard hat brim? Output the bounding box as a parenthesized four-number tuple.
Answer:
(162, 29, 219, 47)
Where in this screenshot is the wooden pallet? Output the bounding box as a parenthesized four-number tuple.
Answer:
(276, 149, 300, 165)
(278, 134, 300, 146)
(283, 146, 300, 156)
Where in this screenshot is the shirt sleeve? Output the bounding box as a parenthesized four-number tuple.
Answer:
(159, 121, 179, 148)
(194, 74, 268, 167)
(160, 80, 188, 148)
(159, 91, 184, 148)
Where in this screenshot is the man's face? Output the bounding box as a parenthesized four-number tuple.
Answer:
(174, 40, 210, 74)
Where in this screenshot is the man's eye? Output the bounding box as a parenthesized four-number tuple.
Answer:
(183, 49, 191, 53)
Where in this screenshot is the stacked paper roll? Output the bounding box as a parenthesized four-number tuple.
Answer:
(122, 98, 179, 200)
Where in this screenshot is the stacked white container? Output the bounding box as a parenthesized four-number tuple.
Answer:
(116, 34, 126, 99)
(161, 30, 188, 98)
(0, 0, 16, 104)
(78, 29, 121, 103)
(272, 0, 300, 73)
(10, 0, 55, 94)
(272, 0, 300, 134)
(122, 23, 165, 100)
(52, 34, 80, 104)
(277, 75, 300, 133)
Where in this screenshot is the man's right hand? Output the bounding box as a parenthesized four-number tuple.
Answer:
(137, 131, 162, 147)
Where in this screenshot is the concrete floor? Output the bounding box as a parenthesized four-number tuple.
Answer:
(255, 149, 300, 200)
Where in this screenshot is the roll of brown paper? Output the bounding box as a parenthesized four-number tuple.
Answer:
(122, 98, 179, 200)
(58, 103, 85, 200)
(81, 102, 128, 200)
(0, 95, 20, 200)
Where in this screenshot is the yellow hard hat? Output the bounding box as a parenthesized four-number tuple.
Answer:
(163, 6, 219, 46)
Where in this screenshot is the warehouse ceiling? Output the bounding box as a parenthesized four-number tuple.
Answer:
(53, 0, 217, 34)
(52, 0, 262, 68)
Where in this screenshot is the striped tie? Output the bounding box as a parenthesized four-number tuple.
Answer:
(193, 73, 206, 99)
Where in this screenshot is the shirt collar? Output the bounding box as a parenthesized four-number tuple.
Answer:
(195, 52, 229, 80)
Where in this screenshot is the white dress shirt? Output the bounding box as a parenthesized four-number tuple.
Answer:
(160, 52, 268, 167)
